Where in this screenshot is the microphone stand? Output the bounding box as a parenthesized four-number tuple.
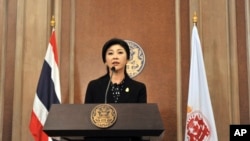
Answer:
(90, 67, 118, 128)
(104, 67, 115, 103)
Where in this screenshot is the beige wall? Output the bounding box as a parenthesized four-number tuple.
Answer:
(0, 0, 249, 141)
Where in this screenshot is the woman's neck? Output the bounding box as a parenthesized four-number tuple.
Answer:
(110, 70, 125, 84)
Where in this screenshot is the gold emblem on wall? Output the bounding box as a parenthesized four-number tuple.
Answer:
(125, 40, 146, 78)
(90, 104, 117, 128)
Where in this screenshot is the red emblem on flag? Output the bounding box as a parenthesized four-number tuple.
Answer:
(186, 111, 210, 141)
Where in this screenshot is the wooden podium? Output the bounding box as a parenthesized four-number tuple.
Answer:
(43, 103, 164, 140)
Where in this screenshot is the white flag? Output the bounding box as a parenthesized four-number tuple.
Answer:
(184, 25, 218, 141)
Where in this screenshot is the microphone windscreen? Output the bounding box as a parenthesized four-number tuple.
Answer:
(111, 67, 116, 72)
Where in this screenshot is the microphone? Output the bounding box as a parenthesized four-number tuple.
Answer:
(104, 67, 116, 103)
(111, 66, 116, 72)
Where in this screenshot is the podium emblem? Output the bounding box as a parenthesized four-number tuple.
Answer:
(90, 104, 117, 128)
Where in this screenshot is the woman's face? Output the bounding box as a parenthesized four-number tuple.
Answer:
(105, 44, 128, 72)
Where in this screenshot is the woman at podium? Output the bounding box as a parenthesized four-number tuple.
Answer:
(84, 38, 147, 141)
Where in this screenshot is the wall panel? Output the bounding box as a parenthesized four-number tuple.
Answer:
(60, 0, 72, 104)
(180, 0, 190, 139)
(15, 0, 52, 140)
(200, 0, 235, 140)
(0, 0, 6, 139)
(2, 0, 17, 140)
(236, 0, 250, 124)
(73, 0, 176, 140)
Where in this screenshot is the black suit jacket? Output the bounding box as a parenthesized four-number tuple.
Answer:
(84, 74, 147, 141)
(84, 73, 147, 103)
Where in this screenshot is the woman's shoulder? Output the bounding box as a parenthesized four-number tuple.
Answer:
(88, 74, 109, 85)
(125, 76, 146, 87)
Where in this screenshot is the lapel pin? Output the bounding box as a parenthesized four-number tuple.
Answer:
(125, 87, 129, 93)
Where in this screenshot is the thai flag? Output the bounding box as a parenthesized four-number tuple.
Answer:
(29, 28, 61, 141)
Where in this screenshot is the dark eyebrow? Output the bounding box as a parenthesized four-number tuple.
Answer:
(107, 49, 114, 52)
(117, 49, 125, 51)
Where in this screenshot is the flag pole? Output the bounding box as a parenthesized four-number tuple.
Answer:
(193, 12, 198, 25)
(50, 15, 55, 28)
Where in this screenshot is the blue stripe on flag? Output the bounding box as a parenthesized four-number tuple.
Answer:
(36, 60, 60, 111)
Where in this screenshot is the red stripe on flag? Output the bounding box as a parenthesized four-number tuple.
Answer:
(50, 30, 59, 65)
(29, 111, 49, 141)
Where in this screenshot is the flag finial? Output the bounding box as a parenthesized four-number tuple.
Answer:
(193, 12, 198, 25)
(50, 16, 55, 27)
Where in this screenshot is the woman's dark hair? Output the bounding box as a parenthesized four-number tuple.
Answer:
(102, 38, 130, 63)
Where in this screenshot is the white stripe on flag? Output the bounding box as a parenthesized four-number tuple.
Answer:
(45, 44, 61, 103)
(33, 94, 49, 125)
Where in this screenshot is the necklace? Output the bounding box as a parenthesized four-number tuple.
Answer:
(111, 80, 124, 103)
